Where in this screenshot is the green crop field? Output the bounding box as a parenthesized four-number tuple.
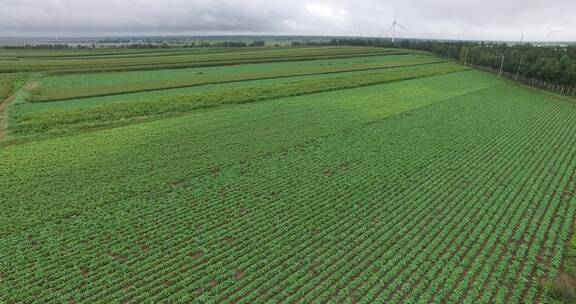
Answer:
(0, 46, 407, 74)
(0, 46, 574, 303)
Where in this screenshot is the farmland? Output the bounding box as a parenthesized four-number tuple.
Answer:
(0, 46, 575, 303)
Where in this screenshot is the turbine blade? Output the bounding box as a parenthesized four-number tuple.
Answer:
(397, 23, 407, 30)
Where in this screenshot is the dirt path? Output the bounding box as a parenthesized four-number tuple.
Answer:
(0, 78, 30, 141)
(0, 94, 13, 141)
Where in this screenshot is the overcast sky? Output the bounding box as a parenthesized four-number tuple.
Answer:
(0, 0, 574, 41)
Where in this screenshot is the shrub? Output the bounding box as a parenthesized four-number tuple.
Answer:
(545, 272, 576, 304)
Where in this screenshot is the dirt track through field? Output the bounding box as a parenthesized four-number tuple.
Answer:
(0, 95, 12, 140)
(0, 79, 29, 141)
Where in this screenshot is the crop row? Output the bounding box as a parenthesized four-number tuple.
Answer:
(422, 105, 576, 304)
(227, 110, 530, 304)
(345, 100, 573, 304)
(381, 102, 567, 303)
(220, 95, 576, 304)
(1, 90, 508, 301)
(132, 104, 518, 303)
(2, 82, 576, 303)
(0, 71, 496, 237)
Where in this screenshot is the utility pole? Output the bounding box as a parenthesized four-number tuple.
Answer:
(515, 55, 525, 81)
(498, 55, 505, 79)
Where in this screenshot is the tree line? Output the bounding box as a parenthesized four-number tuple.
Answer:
(2, 37, 574, 93)
(0, 40, 267, 49)
(293, 38, 576, 94)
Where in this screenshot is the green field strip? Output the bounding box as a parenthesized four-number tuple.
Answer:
(4, 67, 488, 145)
(2, 46, 389, 59)
(17, 61, 449, 116)
(43, 51, 410, 75)
(13, 47, 271, 60)
(32, 58, 440, 103)
(5, 46, 383, 67)
(0, 47, 249, 59)
(31, 54, 441, 102)
(37, 51, 413, 91)
(9, 64, 467, 137)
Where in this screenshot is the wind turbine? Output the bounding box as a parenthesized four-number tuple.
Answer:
(546, 27, 560, 46)
(389, 8, 406, 43)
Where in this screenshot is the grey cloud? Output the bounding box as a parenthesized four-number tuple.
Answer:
(0, 0, 574, 41)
